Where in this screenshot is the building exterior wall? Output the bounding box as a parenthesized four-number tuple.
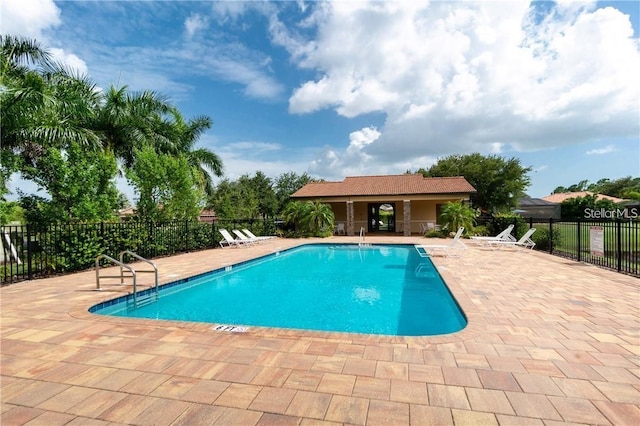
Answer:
(302, 195, 471, 235)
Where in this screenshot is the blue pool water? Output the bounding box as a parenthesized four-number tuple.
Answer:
(92, 244, 467, 336)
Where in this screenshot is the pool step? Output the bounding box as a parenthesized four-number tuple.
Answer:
(132, 293, 158, 308)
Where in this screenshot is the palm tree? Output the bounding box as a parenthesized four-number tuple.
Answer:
(282, 201, 309, 234)
(439, 201, 477, 235)
(164, 110, 223, 197)
(96, 85, 174, 169)
(1, 35, 52, 79)
(1, 35, 102, 180)
(302, 200, 334, 235)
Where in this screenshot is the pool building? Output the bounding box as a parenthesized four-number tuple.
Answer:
(291, 173, 476, 236)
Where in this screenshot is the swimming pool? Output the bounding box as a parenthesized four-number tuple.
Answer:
(92, 244, 467, 336)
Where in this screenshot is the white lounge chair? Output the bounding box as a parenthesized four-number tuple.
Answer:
(219, 229, 249, 248)
(415, 227, 466, 257)
(242, 229, 275, 242)
(232, 229, 258, 245)
(486, 228, 536, 250)
(471, 224, 516, 243)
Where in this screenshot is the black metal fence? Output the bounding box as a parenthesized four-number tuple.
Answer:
(528, 219, 639, 277)
(1, 219, 277, 285)
(3, 217, 637, 284)
(480, 217, 639, 277)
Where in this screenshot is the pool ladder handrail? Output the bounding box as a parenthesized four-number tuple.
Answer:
(95, 251, 158, 307)
(120, 251, 159, 307)
(358, 227, 371, 247)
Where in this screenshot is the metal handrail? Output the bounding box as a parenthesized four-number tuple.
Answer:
(119, 250, 159, 304)
(95, 254, 138, 306)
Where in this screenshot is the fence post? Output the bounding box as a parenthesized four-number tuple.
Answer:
(549, 218, 554, 254)
(184, 220, 189, 253)
(26, 224, 33, 280)
(617, 219, 622, 272)
(577, 220, 581, 263)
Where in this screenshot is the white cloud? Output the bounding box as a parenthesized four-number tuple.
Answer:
(347, 127, 380, 153)
(1, 0, 87, 73)
(185, 13, 208, 38)
(227, 141, 282, 152)
(211, 138, 309, 182)
(285, 1, 639, 169)
(586, 145, 616, 155)
(0, 0, 61, 38)
(307, 125, 436, 179)
(50, 48, 88, 75)
(211, 1, 256, 20)
(87, 40, 283, 102)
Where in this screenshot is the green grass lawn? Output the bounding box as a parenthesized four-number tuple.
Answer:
(532, 221, 639, 274)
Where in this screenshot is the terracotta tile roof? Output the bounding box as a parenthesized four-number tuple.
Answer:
(542, 191, 626, 204)
(291, 174, 476, 198)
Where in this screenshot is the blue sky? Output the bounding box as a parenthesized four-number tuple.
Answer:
(4, 0, 639, 202)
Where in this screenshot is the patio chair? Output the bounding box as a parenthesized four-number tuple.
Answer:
(242, 229, 275, 242)
(486, 228, 536, 250)
(470, 224, 516, 243)
(232, 229, 258, 245)
(335, 223, 346, 235)
(414, 227, 466, 257)
(219, 229, 248, 248)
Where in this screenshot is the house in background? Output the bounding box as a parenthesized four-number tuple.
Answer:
(291, 174, 476, 236)
(541, 191, 627, 204)
(118, 207, 137, 220)
(514, 197, 561, 220)
(198, 209, 217, 223)
(513, 191, 637, 221)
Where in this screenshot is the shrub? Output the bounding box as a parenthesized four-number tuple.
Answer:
(531, 227, 562, 251)
(424, 230, 447, 238)
(471, 225, 490, 236)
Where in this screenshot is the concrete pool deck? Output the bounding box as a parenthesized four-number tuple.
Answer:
(1, 236, 638, 425)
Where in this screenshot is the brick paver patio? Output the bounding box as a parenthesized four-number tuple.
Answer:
(1, 236, 639, 425)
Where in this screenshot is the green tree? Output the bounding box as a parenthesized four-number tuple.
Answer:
(554, 177, 640, 199)
(2, 35, 225, 225)
(209, 172, 277, 220)
(0, 199, 24, 225)
(438, 201, 477, 234)
(252, 171, 277, 219)
(419, 153, 531, 213)
(1, 35, 102, 195)
(125, 146, 202, 221)
(274, 172, 315, 213)
(208, 179, 238, 219)
(567, 179, 589, 192)
(19, 140, 120, 223)
(560, 195, 617, 220)
(236, 174, 260, 219)
(591, 177, 640, 198)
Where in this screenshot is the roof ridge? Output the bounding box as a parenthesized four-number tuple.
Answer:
(342, 174, 467, 179)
